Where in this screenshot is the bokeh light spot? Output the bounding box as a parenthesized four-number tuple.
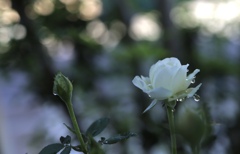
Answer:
(78, 0, 102, 21)
(129, 12, 161, 41)
(1, 9, 20, 25)
(33, 0, 54, 16)
(11, 24, 26, 40)
(0, 27, 11, 44)
(86, 20, 107, 39)
(86, 20, 126, 49)
(171, 0, 240, 38)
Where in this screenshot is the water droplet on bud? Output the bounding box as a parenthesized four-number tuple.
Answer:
(193, 94, 200, 102)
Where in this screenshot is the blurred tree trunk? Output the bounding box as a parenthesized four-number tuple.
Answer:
(11, 0, 55, 100)
(157, 0, 183, 59)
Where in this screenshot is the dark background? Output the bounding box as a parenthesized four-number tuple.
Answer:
(0, 0, 240, 154)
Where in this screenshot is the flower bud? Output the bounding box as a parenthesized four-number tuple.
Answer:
(176, 102, 206, 148)
(53, 72, 73, 103)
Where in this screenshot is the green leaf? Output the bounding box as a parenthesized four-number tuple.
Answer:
(143, 99, 158, 113)
(60, 146, 71, 154)
(39, 143, 64, 154)
(86, 118, 110, 137)
(103, 132, 137, 144)
(60, 135, 71, 145)
(63, 123, 76, 134)
(53, 72, 73, 104)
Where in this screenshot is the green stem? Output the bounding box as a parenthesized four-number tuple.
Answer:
(166, 105, 177, 154)
(66, 102, 88, 154)
(192, 145, 200, 154)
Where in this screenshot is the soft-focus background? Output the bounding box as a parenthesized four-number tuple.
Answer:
(0, 0, 240, 154)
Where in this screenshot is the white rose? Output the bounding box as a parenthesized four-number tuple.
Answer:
(132, 57, 201, 111)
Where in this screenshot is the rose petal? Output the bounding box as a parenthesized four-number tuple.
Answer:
(149, 61, 163, 82)
(152, 66, 180, 90)
(148, 87, 172, 100)
(186, 69, 200, 87)
(163, 57, 181, 67)
(171, 64, 189, 94)
(187, 69, 200, 80)
(186, 83, 202, 98)
(132, 76, 151, 92)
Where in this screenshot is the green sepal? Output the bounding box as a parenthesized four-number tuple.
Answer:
(53, 72, 73, 104)
(86, 118, 110, 137)
(165, 101, 176, 109)
(103, 132, 137, 144)
(143, 99, 158, 113)
(39, 143, 64, 154)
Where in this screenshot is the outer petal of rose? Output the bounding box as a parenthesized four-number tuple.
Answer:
(186, 83, 202, 98)
(185, 69, 200, 87)
(148, 87, 172, 100)
(149, 58, 180, 83)
(141, 75, 151, 85)
(132, 76, 150, 92)
(171, 64, 189, 94)
(162, 57, 181, 66)
(149, 61, 161, 82)
(152, 66, 178, 90)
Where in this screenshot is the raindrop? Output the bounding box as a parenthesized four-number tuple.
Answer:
(177, 98, 185, 102)
(171, 109, 175, 112)
(193, 94, 200, 102)
(53, 92, 57, 96)
(191, 78, 195, 84)
(148, 95, 151, 98)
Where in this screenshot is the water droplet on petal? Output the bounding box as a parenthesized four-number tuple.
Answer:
(177, 98, 185, 102)
(191, 78, 195, 84)
(193, 94, 200, 102)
